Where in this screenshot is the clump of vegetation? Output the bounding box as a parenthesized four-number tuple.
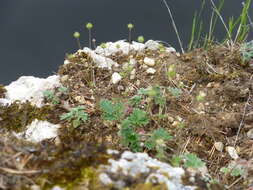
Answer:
(43, 90, 60, 105)
(144, 128, 172, 159)
(60, 106, 88, 128)
(100, 99, 124, 122)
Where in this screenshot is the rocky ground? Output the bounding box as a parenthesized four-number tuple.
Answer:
(0, 40, 253, 190)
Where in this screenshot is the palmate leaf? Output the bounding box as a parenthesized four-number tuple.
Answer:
(119, 125, 141, 152)
(100, 99, 124, 121)
(184, 153, 205, 169)
(144, 128, 172, 150)
(127, 108, 149, 127)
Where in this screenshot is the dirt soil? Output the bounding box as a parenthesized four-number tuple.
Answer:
(0, 43, 253, 190)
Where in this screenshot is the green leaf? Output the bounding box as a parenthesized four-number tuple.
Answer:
(127, 108, 149, 127)
(100, 99, 124, 121)
(60, 106, 88, 128)
(144, 128, 172, 150)
(120, 125, 141, 152)
(171, 155, 183, 167)
(184, 153, 205, 169)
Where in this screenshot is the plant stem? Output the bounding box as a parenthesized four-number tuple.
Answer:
(161, 0, 184, 53)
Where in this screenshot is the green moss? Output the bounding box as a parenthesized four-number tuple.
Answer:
(0, 101, 54, 132)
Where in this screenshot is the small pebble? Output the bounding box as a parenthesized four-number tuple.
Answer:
(146, 68, 156, 74)
(226, 146, 239, 160)
(247, 128, 253, 139)
(144, 57, 155, 67)
(214, 142, 224, 152)
(111, 72, 122, 84)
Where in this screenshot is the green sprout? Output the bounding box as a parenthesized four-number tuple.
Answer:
(126, 108, 149, 127)
(86, 22, 93, 49)
(129, 95, 142, 107)
(145, 128, 173, 159)
(73, 31, 81, 49)
(60, 106, 88, 128)
(116, 44, 121, 49)
(137, 36, 145, 43)
(167, 64, 176, 80)
(100, 99, 124, 121)
(159, 43, 166, 52)
(240, 41, 253, 63)
(127, 23, 134, 44)
(184, 153, 205, 169)
(119, 124, 141, 152)
(196, 91, 206, 102)
(43, 90, 60, 105)
(168, 87, 182, 98)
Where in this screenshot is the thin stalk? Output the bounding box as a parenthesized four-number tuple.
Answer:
(235, 0, 251, 42)
(161, 0, 184, 53)
(209, 0, 232, 45)
(188, 12, 197, 51)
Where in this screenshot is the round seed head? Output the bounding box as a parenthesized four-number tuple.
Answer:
(100, 43, 107, 49)
(86, 22, 93, 30)
(137, 36, 145, 43)
(73, 32, 80, 38)
(127, 23, 134, 30)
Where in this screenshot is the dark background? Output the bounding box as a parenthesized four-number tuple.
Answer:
(0, 0, 252, 85)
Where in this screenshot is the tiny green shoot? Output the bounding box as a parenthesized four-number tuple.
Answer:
(43, 90, 60, 105)
(60, 106, 88, 128)
(137, 36, 145, 43)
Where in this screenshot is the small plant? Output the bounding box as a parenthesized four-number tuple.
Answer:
(73, 31, 81, 49)
(167, 64, 176, 80)
(100, 42, 107, 55)
(126, 108, 149, 127)
(196, 91, 206, 102)
(137, 35, 145, 43)
(60, 106, 88, 128)
(86, 22, 93, 49)
(119, 124, 141, 152)
(129, 95, 142, 107)
(240, 40, 253, 63)
(220, 164, 246, 177)
(168, 87, 182, 98)
(43, 90, 60, 105)
(184, 153, 205, 169)
(145, 128, 172, 158)
(127, 23, 134, 44)
(58, 86, 69, 94)
(100, 99, 124, 121)
(159, 43, 166, 52)
(138, 86, 166, 114)
(170, 153, 205, 169)
(119, 108, 149, 152)
(116, 44, 121, 49)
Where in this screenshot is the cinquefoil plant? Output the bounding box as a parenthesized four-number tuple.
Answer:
(60, 106, 88, 128)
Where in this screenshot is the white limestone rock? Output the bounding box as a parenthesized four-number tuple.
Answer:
(111, 72, 122, 84)
(14, 119, 60, 143)
(144, 57, 155, 67)
(146, 68, 156, 74)
(83, 48, 118, 69)
(94, 40, 145, 56)
(144, 40, 160, 50)
(99, 151, 196, 190)
(4, 75, 61, 107)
